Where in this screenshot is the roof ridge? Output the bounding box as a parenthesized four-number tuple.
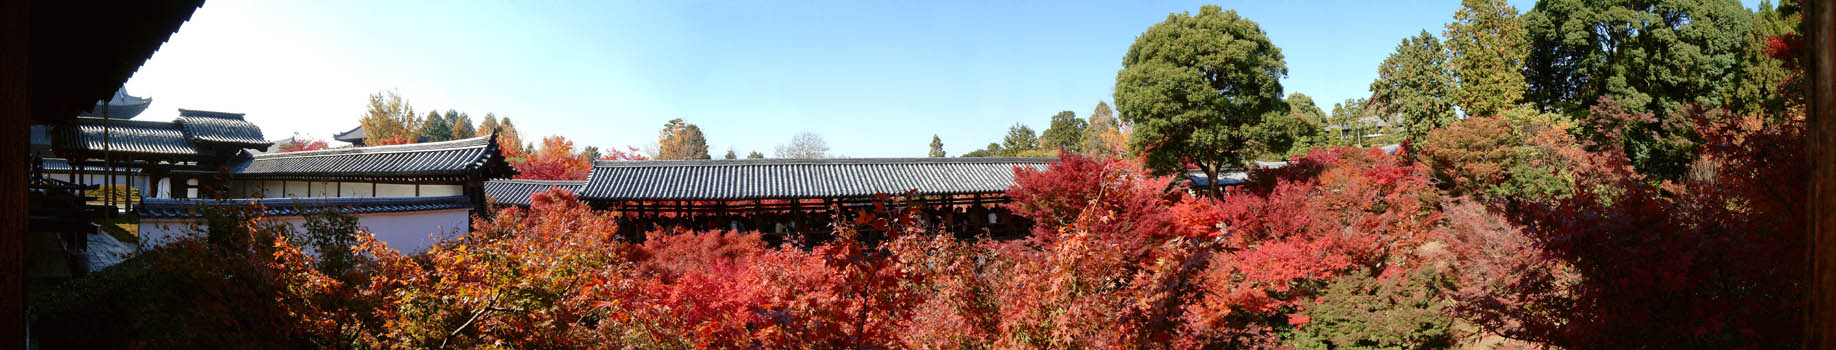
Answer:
(252, 135, 491, 160)
(591, 157, 1055, 168)
(488, 179, 585, 184)
(176, 108, 248, 120)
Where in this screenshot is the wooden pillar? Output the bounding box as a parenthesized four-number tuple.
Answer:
(1808, 0, 1836, 347)
(1, 0, 28, 345)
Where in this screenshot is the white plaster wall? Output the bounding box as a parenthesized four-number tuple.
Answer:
(284, 181, 308, 198)
(139, 208, 471, 254)
(376, 184, 417, 197)
(340, 182, 375, 197)
(262, 180, 284, 198)
(311, 181, 338, 197)
(419, 184, 463, 197)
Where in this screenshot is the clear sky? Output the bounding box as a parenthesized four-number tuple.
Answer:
(123, 0, 1762, 157)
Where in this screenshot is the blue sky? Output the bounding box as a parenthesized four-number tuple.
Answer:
(124, 0, 1761, 157)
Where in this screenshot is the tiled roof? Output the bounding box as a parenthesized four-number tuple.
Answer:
(484, 179, 584, 206)
(58, 117, 206, 157)
(176, 109, 271, 149)
(78, 87, 152, 119)
(229, 135, 517, 182)
(137, 195, 471, 218)
(333, 125, 364, 143)
(577, 157, 1053, 201)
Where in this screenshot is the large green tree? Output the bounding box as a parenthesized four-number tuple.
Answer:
(419, 111, 452, 142)
(999, 123, 1037, 157)
(928, 134, 945, 157)
(1284, 93, 1327, 155)
(1080, 101, 1126, 157)
(1371, 30, 1457, 140)
(1037, 111, 1087, 153)
(1724, 0, 1801, 117)
(358, 90, 421, 145)
(657, 118, 711, 160)
(1521, 0, 1752, 179)
(446, 110, 474, 141)
(1445, 0, 1528, 118)
(1114, 5, 1290, 192)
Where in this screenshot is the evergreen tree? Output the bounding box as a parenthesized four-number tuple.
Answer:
(999, 123, 1037, 157)
(1445, 0, 1528, 118)
(1723, 0, 1800, 117)
(1371, 30, 1457, 140)
(419, 111, 452, 142)
(723, 149, 737, 159)
(1284, 93, 1328, 155)
(746, 151, 765, 159)
(1080, 101, 1127, 157)
(928, 134, 945, 157)
(447, 110, 474, 141)
(1037, 111, 1087, 153)
(1521, 0, 1752, 179)
(1114, 5, 1289, 192)
(656, 118, 711, 160)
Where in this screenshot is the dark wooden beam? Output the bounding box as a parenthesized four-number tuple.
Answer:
(1809, 0, 1836, 347)
(1, 0, 26, 345)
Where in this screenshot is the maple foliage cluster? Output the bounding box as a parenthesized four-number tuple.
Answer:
(514, 135, 597, 180)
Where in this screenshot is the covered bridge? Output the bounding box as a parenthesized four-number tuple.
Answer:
(572, 157, 1053, 241)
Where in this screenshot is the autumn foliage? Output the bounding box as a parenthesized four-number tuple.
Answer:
(30, 108, 1810, 348)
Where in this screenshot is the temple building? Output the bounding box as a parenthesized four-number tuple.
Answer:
(552, 157, 1054, 243)
(28, 96, 518, 253)
(136, 135, 518, 252)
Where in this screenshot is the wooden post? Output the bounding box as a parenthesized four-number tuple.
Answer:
(1809, 0, 1835, 347)
(2, 0, 28, 345)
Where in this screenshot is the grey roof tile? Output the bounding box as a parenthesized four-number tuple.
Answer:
(577, 157, 1053, 201)
(483, 179, 584, 206)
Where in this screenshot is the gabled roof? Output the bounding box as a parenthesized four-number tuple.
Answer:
(137, 195, 471, 218)
(484, 179, 584, 206)
(229, 135, 517, 182)
(333, 125, 364, 143)
(577, 157, 1053, 201)
(176, 109, 271, 149)
(78, 87, 152, 119)
(57, 117, 210, 157)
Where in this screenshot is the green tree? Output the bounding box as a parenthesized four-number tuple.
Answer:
(1036, 111, 1087, 153)
(746, 151, 764, 159)
(962, 143, 1003, 158)
(358, 90, 421, 144)
(657, 118, 711, 160)
(477, 114, 500, 137)
(1724, 0, 1801, 118)
(1114, 5, 1290, 193)
(999, 123, 1037, 157)
(1445, 0, 1528, 118)
(1370, 30, 1457, 140)
(723, 149, 737, 159)
(447, 110, 474, 141)
(928, 134, 945, 157)
(1080, 101, 1126, 157)
(1284, 93, 1327, 155)
(419, 111, 452, 142)
(1328, 98, 1371, 147)
(1521, 0, 1752, 179)
(582, 146, 602, 161)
